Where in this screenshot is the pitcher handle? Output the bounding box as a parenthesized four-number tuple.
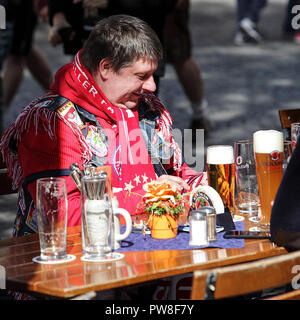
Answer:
(114, 208, 132, 241)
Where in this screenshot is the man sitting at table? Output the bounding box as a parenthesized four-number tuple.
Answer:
(0, 14, 207, 237)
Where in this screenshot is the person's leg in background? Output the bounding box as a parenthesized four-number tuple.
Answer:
(25, 45, 53, 92)
(3, 48, 52, 110)
(234, 0, 267, 45)
(164, 0, 210, 134)
(2, 54, 26, 110)
(171, 57, 207, 128)
(236, 0, 251, 22)
(249, 0, 267, 24)
(0, 17, 14, 134)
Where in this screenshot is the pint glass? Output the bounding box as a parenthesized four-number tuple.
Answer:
(206, 145, 235, 213)
(291, 122, 300, 150)
(234, 140, 260, 216)
(253, 130, 283, 230)
(36, 177, 68, 261)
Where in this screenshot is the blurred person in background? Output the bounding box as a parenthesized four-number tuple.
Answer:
(0, 0, 17, 133)
(164, 0, 210, 133)
(1, 0, 53, 114)
(47, 0, 100, 55)
(47, 0, 176, 95)
(47, 0, 210, 136)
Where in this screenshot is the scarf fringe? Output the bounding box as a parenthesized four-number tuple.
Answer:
(0, 99, 58, 190)
(0, 98, 91, 190)
(143, 93, 182, 173)
(0, 125, 22, 190)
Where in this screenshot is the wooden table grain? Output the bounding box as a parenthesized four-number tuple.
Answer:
(0, 219, 288, 299)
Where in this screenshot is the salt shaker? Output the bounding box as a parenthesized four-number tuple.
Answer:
(203, 206, 217, 242)
(189, 209, 209, 247)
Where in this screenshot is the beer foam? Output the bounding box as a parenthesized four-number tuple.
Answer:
(253, 130, 283, 153)
(206, 145, 234, 164)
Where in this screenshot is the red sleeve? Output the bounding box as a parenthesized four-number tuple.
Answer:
(18, 113, 84, 227)
(179, 162, 207, 188)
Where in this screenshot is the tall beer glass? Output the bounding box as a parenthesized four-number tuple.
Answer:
(253, 130, 283, 231)
(206, 145, 235, 213)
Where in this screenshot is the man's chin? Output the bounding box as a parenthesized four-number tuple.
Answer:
(124, 99, 140, 110)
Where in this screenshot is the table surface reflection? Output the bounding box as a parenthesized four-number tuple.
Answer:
(0, 219, 287, 299)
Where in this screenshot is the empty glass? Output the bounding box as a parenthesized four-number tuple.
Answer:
(35, 177, 70, 263)
(234, 140, 260, 217)
(283, 140, 292, 172)
(291, 122, 300, 150)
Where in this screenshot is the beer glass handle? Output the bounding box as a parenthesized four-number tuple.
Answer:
(114, 208, 132, 241)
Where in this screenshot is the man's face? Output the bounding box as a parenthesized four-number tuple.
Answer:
(101, 58, 157, 109)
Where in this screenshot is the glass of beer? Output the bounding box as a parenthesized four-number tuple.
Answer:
(253, 130, 284, 231)
(206, 145, 235, 213)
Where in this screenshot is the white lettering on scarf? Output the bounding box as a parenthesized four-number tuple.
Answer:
(74, 54, 98, 98)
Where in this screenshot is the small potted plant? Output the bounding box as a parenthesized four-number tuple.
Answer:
(138, 181, 187, 239)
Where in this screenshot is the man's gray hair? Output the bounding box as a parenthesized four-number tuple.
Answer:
(81, 14, 163, 74)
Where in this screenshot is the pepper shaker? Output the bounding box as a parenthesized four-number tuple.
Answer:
(203, 206, 217, 242)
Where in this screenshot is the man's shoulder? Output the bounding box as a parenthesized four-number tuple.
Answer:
(11, 95, 77, 143)
(31, 95, 71, 112)
(28, 95, 82, 127)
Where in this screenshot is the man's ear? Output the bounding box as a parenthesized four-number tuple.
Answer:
(98, 58, 113, 80)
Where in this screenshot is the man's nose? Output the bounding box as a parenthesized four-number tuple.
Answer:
(142, 75, 156, 93)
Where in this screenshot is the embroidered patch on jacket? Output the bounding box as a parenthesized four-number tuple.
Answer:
(85, 124, 108, 157)
(25, 201, 38, 233)
(57, 101, 85, 129)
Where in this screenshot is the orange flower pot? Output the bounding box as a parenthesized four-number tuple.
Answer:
(148, 214, 178, 239)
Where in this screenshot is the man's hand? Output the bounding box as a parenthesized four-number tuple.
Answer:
(73, 0, 108, 18)
(48, 13, 74, 47)
(156, 175, 190, 192)
(199, 172, 208, 186)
